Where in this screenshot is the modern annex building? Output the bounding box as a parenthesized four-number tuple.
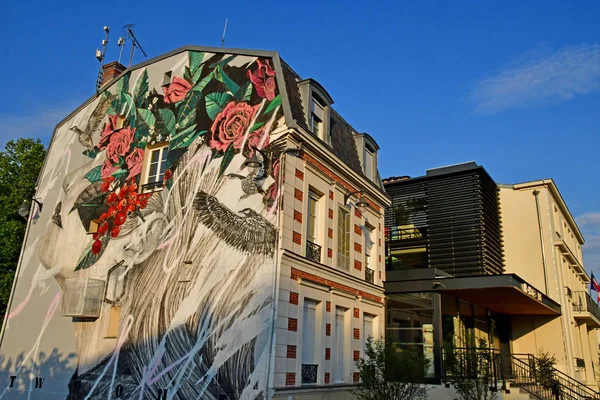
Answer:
(0, 46, 389, 399)
(384, 162, 600, 398)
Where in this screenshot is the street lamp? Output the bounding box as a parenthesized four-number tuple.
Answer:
(344, 190, 369, 214)
(243, 153, 262, 176)
(17, 198, 43, 219)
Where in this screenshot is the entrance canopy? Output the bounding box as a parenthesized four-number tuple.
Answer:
(385, 270, 561, 316)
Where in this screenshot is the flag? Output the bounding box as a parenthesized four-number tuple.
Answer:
(591, 272, 600, 293)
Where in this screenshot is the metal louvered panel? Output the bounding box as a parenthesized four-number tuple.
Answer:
(384, 164, 504, 277)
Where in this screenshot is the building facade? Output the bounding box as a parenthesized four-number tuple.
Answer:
(0, 46, 388, 399)
(384, 162, 600, 395)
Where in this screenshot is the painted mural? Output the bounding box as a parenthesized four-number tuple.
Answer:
(2, 51, 286, 399)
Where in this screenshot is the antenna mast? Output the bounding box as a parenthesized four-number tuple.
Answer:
(221, 18, 228, 48)
(117, 36, 126, 64)
(124, 24, 148, 67)
(95, 26, 110, 93)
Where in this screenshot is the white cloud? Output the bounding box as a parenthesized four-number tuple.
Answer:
(577, 212, 600, 227)
(472, 44, 600, 114)
(0, 105, 76, 147)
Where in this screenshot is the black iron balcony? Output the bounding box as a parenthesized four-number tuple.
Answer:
(365, 267, 374, 284)
(306, 241, 322, 263)
(572, 291, 600, 324)
(141, 180, 164, 192)
(301, 364, 318, 384)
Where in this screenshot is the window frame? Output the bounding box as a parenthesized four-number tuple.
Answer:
(140, 142, 169, 193)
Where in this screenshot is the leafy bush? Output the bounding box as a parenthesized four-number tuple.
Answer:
(354, 337, 430, 400)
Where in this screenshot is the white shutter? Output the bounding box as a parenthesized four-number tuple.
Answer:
(363, 314, 374, 355)
(335, 308, 346, 382)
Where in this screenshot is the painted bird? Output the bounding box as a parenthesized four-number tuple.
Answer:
(69, 93, 114, 150)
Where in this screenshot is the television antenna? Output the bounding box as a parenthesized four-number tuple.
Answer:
(95, 26, 110, 93)
(117, 36, 126, 64)
(221, 17, 228, 48)
(123, 24, 148, 67)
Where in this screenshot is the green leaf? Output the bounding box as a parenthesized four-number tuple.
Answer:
(117, 93, 134, 117)
(263, 94, 281, 115)
(170, 130, 207, 151)
(84, 166, 103, 183)
(169, 124, 196, 144)
(210, 55, 236, 69)
(205, 92, 233, 120)
(184, 66, 193, 85)
(191, 70, 214, 93)
(177, 92, 200, 128)
(137, 108, 156, 127)
(218, 145, 235, 177)
(75, 235, 110, 271)
(133, 69, 149, 107)
(249, 121, 265, 132)
(189, 51, 204, 75)
(218, 67, 240, 95)
(234, 81, 253, 102)
(159, 109, 176, 137)
(111, 168, 128, 180)
(116, 73, 130, 96)
(82, 148, 99, 159)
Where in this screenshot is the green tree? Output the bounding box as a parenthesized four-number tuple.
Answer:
(354, 337, 430, 400)
(443, 338, 497, 400)
(0, 138, 46, 320)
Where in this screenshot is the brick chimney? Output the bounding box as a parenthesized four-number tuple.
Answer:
(100, 61, 126, 88)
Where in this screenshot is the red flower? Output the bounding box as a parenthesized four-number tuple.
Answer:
(129, 182, 138, 192)
(117, 199, 127, 211)
(101, 176, 115, 192)
(92, 233, 99, 240)
(92, 239, 102, 254)
(107, 193, 118, 205)
(111, 226, 121, 238)
(248, 60, 277, 100)
(98, 221, 109, 235)
(106, 127, 135, 162)
(126, 204, 136, 214)
(99, 213, 108, 222)
(99, 114, 118, 149)
(164, 169, 172, 180)
(209, 102, 259, 153)
(246, 127, 270, 156)
(101, 159, 119, 180)
(114, 212, 127, 226)
(108, 206, 117, 218)
(162, 76, 192, 104)
(126, 148, 145, 180)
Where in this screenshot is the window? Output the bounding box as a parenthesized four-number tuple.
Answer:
(335, 307, 347, 383)
(364, 147, 374, 180)
(307, 191, 319, 243)
(162, 71, 172, 86)
(363, 313, 375, 355)
(337, 207, 350, 271)
(309, 113, 322, 136)
(302, 299, 318, 384)
(141, 144, 169, 192)
(365, 225, 375, 283)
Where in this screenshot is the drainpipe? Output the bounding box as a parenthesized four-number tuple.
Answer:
(532, 190, 549, 295)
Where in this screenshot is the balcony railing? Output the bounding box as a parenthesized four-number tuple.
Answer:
(141, 180, 164, 192)
(306, 241, 322, 263)
(336, 252, 350, 271)
(365, 267, 374, 284)
(572, 291, 600, 322)
(301, 364, 318, 384)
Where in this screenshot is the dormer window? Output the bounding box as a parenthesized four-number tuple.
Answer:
(364, 146, 374, 180)
(310, 94, 325, 137)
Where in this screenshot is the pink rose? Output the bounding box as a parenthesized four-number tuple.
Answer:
(248, 60, 276, 100)
(125, 148, 145, 179)
(99, 114, 118, 149)
(162, 76, 192, 104)
(106, 127, 135, 162)
(101, 159, 119, 179)
(247, 127, 270, 156)
(209, 102, 259, 153)
(266, 159, 281, 200)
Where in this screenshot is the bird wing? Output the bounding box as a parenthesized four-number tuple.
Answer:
(193, 191, 276, 256)
(87, 92, 115, 136)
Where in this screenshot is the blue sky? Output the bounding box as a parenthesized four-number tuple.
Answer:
(1, 1, 599, 270)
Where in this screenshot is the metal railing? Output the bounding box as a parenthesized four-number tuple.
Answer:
(141, 180, 163, 192)
(336, 252, 350, 271)
(305, 241, 322, 263)
(572, 291, 600, 322)
(385, 226, 427, 241)
(301, 364, 318, 384)
(442, 348, 600, 400)
(365, 267, 374, 283)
